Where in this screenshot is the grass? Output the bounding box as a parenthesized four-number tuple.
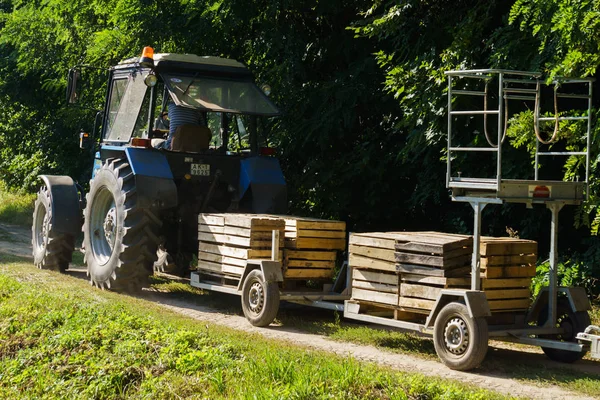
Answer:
(0, 255, 511, 400)
(0, 181, 35, 226)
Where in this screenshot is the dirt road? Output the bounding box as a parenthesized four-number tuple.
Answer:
(1, 222, 598, 400)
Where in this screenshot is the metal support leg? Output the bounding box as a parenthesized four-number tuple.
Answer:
(470, 201, 487, 291)
(546, 203, 564, 327)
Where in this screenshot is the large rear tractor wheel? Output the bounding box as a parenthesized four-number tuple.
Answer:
(241, 269, 280, 327)
(32, 186, 75, 272)
(433, 302, 489, 371)
(83, 158, 161, 291)
(538, 298, 590, 363)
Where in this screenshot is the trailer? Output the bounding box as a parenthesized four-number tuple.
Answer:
(192, 69, 600, 371)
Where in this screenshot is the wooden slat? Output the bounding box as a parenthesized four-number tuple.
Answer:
(400, 283, 442, 301)
(396, 264, 470, 277)
(400, 274, 470, 287)
(350, 231, 472, 254)
(199, 232, 284, 248)
(480, 238, 538, 256)
(481, 277, 532, 289)
(349, 254, 396, 272)
(199, 224, 225, 234)
(285, 259, 335, 269)
(480, 254, 537, 267)
(223, 214, 284, 229)
(197, 260, 245, 277)
(398, 296, 435, 310)
(286, 229, 346, 239)
(284, 250, 337, 261)
(352, 268, 398, 285)
(199, 242, 275, 259)
(394, 252, 470, 268)
(285, 218, 346, 231)
(349, 244, 396, 262)
(349, 234, 395, 249)
(284, 268, 334, 279)
(198, 214, 224, 226)
(352, 280, 398, 294)
(351, 288, 398, 306)
(285, 237, 346, 250)
(484, 288, 530, 300)
(488, 298, 531, 311)
(481, 265, 537, 278)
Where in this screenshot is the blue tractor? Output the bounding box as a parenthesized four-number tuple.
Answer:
(31, 48, 287, 290)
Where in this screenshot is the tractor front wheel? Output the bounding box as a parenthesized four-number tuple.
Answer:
(32, 186, 75, 272)
(83, 158, 161, 291)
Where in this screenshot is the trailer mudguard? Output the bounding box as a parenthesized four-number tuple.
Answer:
(425, 289, 491, 329)
(100, 145, 178, 209)
(237, 260, 283, 290)
(38, 175, 81, 236)
(239, 157, 287, 214)
(527, 287, 591, 323)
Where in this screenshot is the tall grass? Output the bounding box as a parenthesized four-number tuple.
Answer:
(0, 258, 509, 400)
(0, 181, 35, 226)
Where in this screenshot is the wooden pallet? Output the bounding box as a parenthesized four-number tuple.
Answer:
(283, 249, 336, 279)
(197, 213, 285, 278)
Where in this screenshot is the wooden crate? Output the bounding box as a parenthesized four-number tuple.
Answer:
(283, 249, 336, 279)
(349, 231, 473, 313)
(279, 216, 346, 280)
(282, 217, 346, 251)
(197, 213, 285, 278)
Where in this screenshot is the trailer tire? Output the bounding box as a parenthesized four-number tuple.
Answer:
(241, 269, 279, 327)
(32, 186, 75, 272)
(433, 302, 488, 371)
(83, 158, 161, 291)
(539, 298, 590, 363)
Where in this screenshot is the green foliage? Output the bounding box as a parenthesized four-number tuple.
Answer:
(0, 181, 35, 225)
(0, 260, 509, 399)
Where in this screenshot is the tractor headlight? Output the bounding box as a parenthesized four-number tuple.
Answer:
(260, 83, 272, 96)
(144, 73, 158, 87)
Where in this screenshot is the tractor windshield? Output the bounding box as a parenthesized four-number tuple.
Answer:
(162, 74, 279, 116)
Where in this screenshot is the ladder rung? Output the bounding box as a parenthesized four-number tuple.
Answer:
(504, 95, 536, 101)
(453, 89, 486, 96)
(450, 110, 500, 115)
(449, 147, 499, 152)
(556, 93, 592, 99)
(503, 88, 538, 94)
(538, 151, 587, 156)
(538, 116, 588, 121)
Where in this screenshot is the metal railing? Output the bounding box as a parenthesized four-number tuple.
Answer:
(445, 69, 593, 197)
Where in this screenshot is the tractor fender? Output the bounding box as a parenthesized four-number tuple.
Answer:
(237, 260, 283, 291)
(424, 289, 491, 329)
(239, 157, 287, 214)
(100, 146, 178, 209)
(38, 175, 82, 236)
(527, 287, 591, 323)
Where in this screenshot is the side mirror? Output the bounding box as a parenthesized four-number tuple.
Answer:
(79, 130, 91, 150)
(66, 68, 80, 104)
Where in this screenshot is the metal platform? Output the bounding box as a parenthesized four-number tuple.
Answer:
(449, 178, 585, 205)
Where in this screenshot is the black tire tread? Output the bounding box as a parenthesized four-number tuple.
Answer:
(83, 158, 160, 291)
(32, 187, 75, 272)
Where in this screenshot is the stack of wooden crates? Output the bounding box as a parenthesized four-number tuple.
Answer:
(197, 213, 346, 284)
(349, 232, 537, 318)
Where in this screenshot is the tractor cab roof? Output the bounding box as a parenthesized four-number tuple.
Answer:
(115, 52, 279, 116)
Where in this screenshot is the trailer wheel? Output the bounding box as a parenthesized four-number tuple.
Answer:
(538, 298, 591, 363)
(32, 186, 75, 272)
(433, 302, 488, 371)
(241, 269, 280, 327)
(83, 158, 161, 291)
